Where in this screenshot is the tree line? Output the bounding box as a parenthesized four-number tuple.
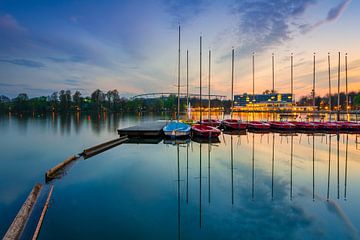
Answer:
(0, 89, 359, 114)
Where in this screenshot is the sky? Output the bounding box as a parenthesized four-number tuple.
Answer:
(0, 0, 359, 100)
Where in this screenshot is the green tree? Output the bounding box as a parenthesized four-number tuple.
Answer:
(353, 94, 360, 109)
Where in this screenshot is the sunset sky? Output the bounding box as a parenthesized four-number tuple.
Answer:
(0, 0, 359, 100)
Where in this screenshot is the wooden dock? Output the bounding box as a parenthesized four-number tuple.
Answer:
(82, 135, 128, 158)
(117, 121, 167, 137)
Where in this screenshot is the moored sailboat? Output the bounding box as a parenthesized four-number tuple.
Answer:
(163, 25, 191, 137)
(192, 36, 221, 138)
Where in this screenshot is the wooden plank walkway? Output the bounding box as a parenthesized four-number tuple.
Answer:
(117, 121, 167, 137)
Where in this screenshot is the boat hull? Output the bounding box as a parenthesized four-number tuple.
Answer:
(222, 119, 247, 130)
(192, 124, 221, 138)
(163, 121, 191, 138)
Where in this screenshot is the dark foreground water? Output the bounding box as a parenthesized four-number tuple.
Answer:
(1, 113, 360, 239)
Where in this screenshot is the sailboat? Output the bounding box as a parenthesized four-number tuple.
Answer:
(192, 36, 221, 138)
(222, 48, 247, 130)
(201, 50, 221, 127)
(163, 26, 191, 137)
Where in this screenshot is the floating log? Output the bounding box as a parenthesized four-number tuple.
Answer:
(45, 155, 78, 181)
(3, 183, 53, 240)
(82, 135, 128, 158)
(32, 185, 54, 240)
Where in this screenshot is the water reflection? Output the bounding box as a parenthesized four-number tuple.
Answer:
(2, 114, 360, 239)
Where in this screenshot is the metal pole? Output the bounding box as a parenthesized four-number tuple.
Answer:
(186, 50, 189, 112)
(200, 36, 202, 123)
(231, 48, 234, 118)
(337, 52, 341, 121)
(252, 52, 255, 120)
(177, 25, 181, 121)
(313, 53, 316, 121)
(345, 53, 349, 117)
(272, 53, 275, 93)
(328, 53, 332, 121)
(291, 53, 294, 104)
(208, 50, 211, 120)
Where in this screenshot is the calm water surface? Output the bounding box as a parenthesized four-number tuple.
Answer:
(1, 113, 360, 239)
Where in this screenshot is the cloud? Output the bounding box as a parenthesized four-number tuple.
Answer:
(0, 59, 45, 68)
(0, 14, 26, 33)
(301, 0, 351, 33)
(46, 56, 86, 63)
(229, 0, 316, 55)
(64, 79, 81, 86)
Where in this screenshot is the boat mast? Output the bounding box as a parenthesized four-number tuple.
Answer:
(200, 36, 202, 123)
(313, 53, 316, 120)
(187, 50, 189, 112)
(272, 53, 275, 93)
(291, 53, 293, 104)
(328, 53, 332, 121)
(208, 50, 211, 120)
(177, 25, 181, 121)
(337, 52, 341, 121)
(345, 53, 348, 116)
(252, 52, 255, 120)
(231, 48, 234, 118)
(272, 53, 275, 120)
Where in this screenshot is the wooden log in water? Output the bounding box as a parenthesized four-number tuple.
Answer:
(82, 135, 128, 158)
(3, 184, 42, 240)
(32, 185, 54, 240)
(45, 155, 78, 180)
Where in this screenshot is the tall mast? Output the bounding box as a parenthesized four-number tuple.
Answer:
(345, 53, 348, 115)
(337, 52, 341, 121)
(272, 53, 275, 93)
(328, 53, 332, 121)
(200, 36, 202, 123)
(252, 52, 255, 119)
(313, 53, 316, 109)
(231, 48, 234, 118)
(291, 53, 293, 104)
(208, 50, 211, 120)
(177, 25, 181, 121)
(186, 50, 189, 111)
(252, 52, 255, 102)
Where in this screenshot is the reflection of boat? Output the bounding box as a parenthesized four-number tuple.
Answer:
(247, 121, 271, 130)
(223, 129, 247, 136)
(163, 137, 191, 145)
(192, 124, 221, 138)
(269, 121, 295, 130)
(163, 121, 191, 137)
(192, 135, 220, 144)
(222, 119, 247, 130)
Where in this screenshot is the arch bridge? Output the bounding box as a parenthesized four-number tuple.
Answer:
(131, 92, 227, 100)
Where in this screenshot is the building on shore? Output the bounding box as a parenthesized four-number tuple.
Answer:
(233, 93, 315, 112)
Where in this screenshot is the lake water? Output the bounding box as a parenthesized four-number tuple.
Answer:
(1, 113, 360, 239)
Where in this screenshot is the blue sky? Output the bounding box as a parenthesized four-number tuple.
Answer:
(0, 0, 359, 99)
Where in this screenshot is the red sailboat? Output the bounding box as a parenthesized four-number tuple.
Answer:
(269, 121, 296, 130)
(201, 119, 221, 127)
(192, 124, 221, 138)
(288, 121, 318, 131)
(336, 121, 360, 131)
(191, 36, 221, 138)
(222, 119, 247, 130)
(247, 121, 271, 130)
(314, 121, 340, 131)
